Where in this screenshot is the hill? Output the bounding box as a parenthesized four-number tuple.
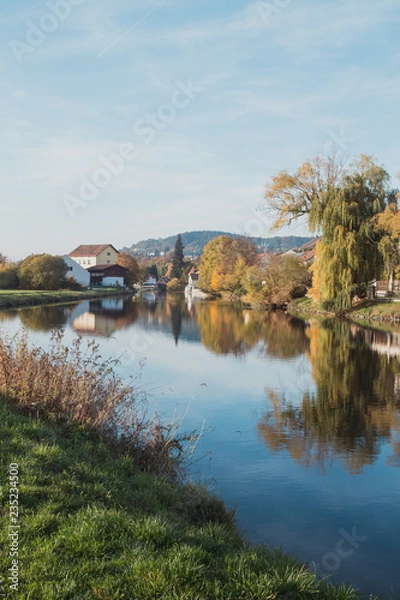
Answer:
(122, 231, 313, 257)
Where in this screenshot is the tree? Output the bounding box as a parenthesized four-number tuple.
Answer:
(312, 157, 396, 310)
(19, 254, 68, 290)
(0, 254, 6, 265)
(372, 202, 400, 292)
(249, 255, 311, 308)
(0, 263, 19, 289)
(264, 154, 344, 229)
(200, 236, 257, 297)
(147, 264, 158, 280)
(166, 278, 183, 292)
(117, 252, 140, 286)
(264, 155, 397, 311)
(171, 234, 185, 279)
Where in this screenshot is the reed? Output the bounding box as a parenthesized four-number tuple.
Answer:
(0, 329, 184, 476)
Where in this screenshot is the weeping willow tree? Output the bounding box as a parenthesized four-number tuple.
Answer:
(264, 154, 397, 312)
(310, 158, 394, 311)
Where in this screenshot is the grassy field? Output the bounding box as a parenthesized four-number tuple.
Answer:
(0, 289, 131, 310)
(0, 332, 377, 600)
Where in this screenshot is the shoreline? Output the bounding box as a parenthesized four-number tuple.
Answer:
(0, 330, 381, 600)
(288, 297, 400, 325)
(0, 289, 134, 311)
(0, 396, 380, 600)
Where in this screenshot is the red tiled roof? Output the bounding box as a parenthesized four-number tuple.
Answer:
(300, 250, 316, 263)
(69, 244, 119, 257)
(298, 238, 320, 252)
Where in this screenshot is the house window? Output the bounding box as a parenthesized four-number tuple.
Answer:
(107, 252, 111, 256)
(67, 266, 73, 271)
(107, 260, 111, 263)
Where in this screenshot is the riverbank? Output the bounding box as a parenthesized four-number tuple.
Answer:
(289, 296, 400, 323)
(0, 288, 133, 310)
(0, 333, 374, 600)
(0, 399, 376, 600)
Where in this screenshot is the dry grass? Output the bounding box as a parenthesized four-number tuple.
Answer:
(0, 329, 184, 476)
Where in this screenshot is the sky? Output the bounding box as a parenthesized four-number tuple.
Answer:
(0, 0, 399, 260)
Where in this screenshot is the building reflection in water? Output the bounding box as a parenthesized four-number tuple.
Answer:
(71, 298, 138, 338)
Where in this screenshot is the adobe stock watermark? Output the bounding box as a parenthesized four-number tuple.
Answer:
(323, 128, 355, 160)
(118, 330, 153, 366)
(254, 0, 293, 26)
(63, 78, 204, 219)
(8, 463, 20, 593)
(9, 0, 84, 64)
(312, 526, 368, 579)
(231, 205, 274, 240)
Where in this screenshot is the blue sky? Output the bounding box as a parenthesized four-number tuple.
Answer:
(1, 0, 399, 260)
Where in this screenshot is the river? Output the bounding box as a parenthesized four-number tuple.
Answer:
(0, 294, 399, 597)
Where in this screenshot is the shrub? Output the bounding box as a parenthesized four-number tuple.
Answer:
(167, 278, 184, 292)
(0, 264, 19, 289)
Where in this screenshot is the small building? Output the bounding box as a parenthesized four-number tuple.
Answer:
(142, 275, 157, 288)
(185, 267, 206, 299)
(157, 276, 169, 292)
(187, 267, 200, 292)
(62, 255, 90, 287)
(68, 244, 119, 268)
(87, 264, 129, 287)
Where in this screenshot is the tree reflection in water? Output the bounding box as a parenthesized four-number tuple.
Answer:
(195, 303, 308, 358)
(258, 319, 400, 473)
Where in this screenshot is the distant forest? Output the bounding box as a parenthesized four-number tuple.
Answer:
(122, 231, 313, 257)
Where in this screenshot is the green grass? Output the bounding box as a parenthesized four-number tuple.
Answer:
(347, 300, 400, 320)
(0, 289, 130, 310)
(290, 297, 313, 309)
(290, 296, 400, 323)
(0, 399, 382, 600)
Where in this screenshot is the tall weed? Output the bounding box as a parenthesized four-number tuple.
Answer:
(0, 329, 185, 476)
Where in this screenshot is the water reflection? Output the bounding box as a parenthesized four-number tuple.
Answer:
(195, 303, 309, 357)
(2, 296, 400, 594)
(258, 319, 400, 473)
(71, 298, 138, 337)
(2, 296, 400, 475)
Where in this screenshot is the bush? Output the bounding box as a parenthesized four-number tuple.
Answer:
(19, 254, 67, 290)
(167, 277, 184, 292)
(63, 276, 84, 290)
(0, 264, 19, 289)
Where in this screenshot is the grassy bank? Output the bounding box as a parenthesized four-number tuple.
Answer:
(345, 300, 400, 322)
(0, 289, 132, 310)
(289, 297, 400, 322)
(0, 333, 382, 599)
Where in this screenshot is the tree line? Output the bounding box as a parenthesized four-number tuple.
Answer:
(198, 154, 399, 312)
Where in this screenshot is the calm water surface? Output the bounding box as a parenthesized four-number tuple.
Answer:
(1, 294, 399, 597)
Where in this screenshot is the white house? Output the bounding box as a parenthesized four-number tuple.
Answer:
(68, 244, 119, 268)
(185, 267, 207, 299)
(187, 267, 200, 292)
(63, 255, 90, 287)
